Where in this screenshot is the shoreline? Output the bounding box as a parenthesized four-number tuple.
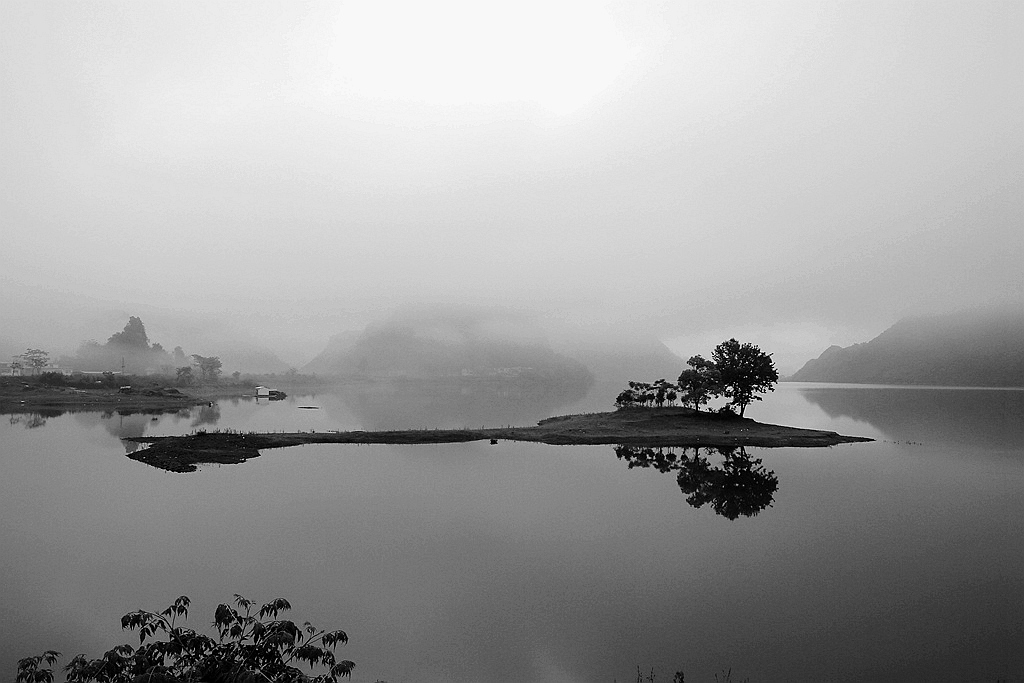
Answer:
(0, 383, 251, 413)
(123, 407, 872, 472)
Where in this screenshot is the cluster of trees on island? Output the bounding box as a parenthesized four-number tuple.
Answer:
(615, 338, 779, 417)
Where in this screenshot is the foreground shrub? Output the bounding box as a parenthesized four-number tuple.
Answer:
(17, 595, 353, 683)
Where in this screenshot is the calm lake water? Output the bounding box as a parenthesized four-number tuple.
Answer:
(2, 382, 1023, 682)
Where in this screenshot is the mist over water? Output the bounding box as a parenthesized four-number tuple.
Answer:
(4, 2, 1024, 680)
(2, 384, 1023, 682)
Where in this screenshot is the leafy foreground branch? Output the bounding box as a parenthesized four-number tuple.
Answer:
(17, 595, 353, 683)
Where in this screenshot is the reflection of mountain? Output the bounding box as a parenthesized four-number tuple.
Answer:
(317, 379, 592, 430)
(614, 445, 778, 519)
(66, 407, 213, 451)
(3, 406, 179, 437)
(799, 386, 1024, 449)
(791, 309, 1024, 386)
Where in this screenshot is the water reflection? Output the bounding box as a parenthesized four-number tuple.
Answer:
(7, 412, 55, 429)
(614, 445, 779, 519)
(191, 403, 221, 428)
(2, 404, 224, 456)
(798, 385, 1024, 449)
(318, 378, 591, 430)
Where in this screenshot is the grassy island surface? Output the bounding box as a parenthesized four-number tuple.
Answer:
(124, 407, 872, 472)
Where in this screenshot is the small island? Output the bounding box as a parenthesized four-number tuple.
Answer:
(123, 407, 871, 472)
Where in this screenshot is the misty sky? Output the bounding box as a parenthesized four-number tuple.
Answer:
(2, 1, 1022, 371)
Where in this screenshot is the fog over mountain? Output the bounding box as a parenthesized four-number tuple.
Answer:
(302, 305, 593, 382)
(302, 305, 683, 384)
(790, 308, 1024, 387)
(3, 2, 1023, 367)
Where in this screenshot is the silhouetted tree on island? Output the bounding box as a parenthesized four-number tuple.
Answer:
(711, 338, 779, 417)
(616, 381, 658, 407)
(615, 339, 778, 417)
(649, 378, 677, 407)
(676, 354, 722, 412)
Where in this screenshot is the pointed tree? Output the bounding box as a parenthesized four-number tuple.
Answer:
(711, 339, 778, 417)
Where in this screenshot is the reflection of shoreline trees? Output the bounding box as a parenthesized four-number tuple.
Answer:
(191, 402, 221, 428)
(8, 412, 51, 429)
(3, 404, 220, 443)
(614, 445, 779, 520)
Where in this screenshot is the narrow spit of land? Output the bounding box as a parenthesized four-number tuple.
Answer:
(0, 382, 247, 412)
(123, 407, 872, 472)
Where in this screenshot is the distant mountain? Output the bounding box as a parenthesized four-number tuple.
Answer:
(790, 309, 1024, 386)
(54, 316, 293, 376)
(301, 330, 361, 376)
(213, 341, 292, 375)
(302, 308, 685, 386)
(550, 334, 684, 385)
(301, 308, 592, 388)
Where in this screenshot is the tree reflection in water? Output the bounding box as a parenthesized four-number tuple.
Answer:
(614, 444, 779, 519)
(191, 403, 221, 428)
(8, 413, 50, 429)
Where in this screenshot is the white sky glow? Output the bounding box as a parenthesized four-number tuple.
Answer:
(328, 0, 635, 114)
(2, 1, 1023, 364)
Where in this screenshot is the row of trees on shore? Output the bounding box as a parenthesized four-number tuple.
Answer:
(615, 338, 779, 417)
(73, 316, 188, 375)
(10, 317, 229, 384)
